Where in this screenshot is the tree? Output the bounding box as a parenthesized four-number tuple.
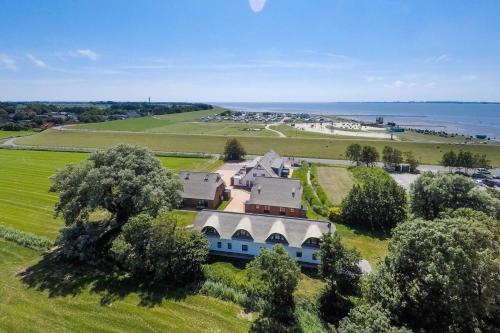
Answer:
(457, 150, 474, 172)
(338, 303, 411, 333)
(51, 144, 182, 261)
(441, 150, 457, 172)
(111, 213, 208, 284)
(403, 151, 419, 173)
(223, 138, 246, 161)
(345, 144, 362, 165)
(473, 154, 491, 169)
(247, 245, 301, 322)
(319, 233, 362, 295)
(341, 176, 407, 231)
(382, 146, 403, 170)
(361, 145, 379, 167)
(410, 172, 499, 220)
(366, 216, 500, 332)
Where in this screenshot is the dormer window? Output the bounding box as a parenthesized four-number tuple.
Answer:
(202, 226, 219, 237)
(266, 233, 288, 244)
(233, 229, 253, 240)
(303, 237, 320, 248)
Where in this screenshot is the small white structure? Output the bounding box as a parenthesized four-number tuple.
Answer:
(193, 211, 333, 265)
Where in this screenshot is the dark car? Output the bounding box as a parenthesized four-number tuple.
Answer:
(472, 173, 487, 179)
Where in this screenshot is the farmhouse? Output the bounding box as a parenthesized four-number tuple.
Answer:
(231, 150, 289, 187)
(178, 171, 227, 209)
(194, 210, 332, 265)
(245, 177, 307, 218)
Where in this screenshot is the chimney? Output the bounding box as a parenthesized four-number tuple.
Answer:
(292, 188, 296, 198)
(257, 186, 262, 194)
(204, 174, 209, 182)
(185, 173, 190, 180)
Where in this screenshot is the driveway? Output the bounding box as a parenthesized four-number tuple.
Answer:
(216, 162, 250, 213)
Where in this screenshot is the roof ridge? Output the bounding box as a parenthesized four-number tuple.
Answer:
(199, 209, 331, 225)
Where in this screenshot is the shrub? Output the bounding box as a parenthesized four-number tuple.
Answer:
(328, 206, 342, 223)
(0, 224, 52, 251)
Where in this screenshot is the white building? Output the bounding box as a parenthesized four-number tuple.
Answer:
(232, 150, 289, 187)
(193, 210, 333, 265)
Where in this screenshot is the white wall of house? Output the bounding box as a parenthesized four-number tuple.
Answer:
(206, 236, 321, 265)
(239, 164, 274, 187)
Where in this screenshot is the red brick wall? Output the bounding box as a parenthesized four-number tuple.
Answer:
(182, 183, 226, 210)
(245, 204, 306, 218)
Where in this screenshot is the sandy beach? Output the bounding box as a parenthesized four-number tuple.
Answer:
(294, 122, 394, 139)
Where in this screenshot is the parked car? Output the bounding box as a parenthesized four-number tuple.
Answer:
(472, 173, 488, 179)
(483, 179, 500, 188)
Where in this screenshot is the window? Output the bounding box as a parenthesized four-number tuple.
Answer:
(290, 208, 295, 213)
(256, 205, 260, 209)
(217, 241, 222, 249)
(253, 173, 257, 177)
(228, 243, 232, 250)
(296, 251, 302, 258)
(312, 252, 319, 261)
(264, 205, 270, 213)
(303, 238, 320, 248)
(233, 229, 253, 240)
(280, 207, 286, 215)
(202, 226, 219, 237)
(242, 244, 248, 252)
(267, 233, 288, 244)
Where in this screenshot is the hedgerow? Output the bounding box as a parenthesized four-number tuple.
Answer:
(0, 224, 52, 251)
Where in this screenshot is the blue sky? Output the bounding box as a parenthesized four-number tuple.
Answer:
(0, 0, 499, 102)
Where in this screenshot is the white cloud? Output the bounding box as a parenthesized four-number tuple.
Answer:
(0, 54, 17, 70)
(249, 0, 267, 13)
(75, 49, 99, 61)
(460, 74, 478, 81)
(384, 80, 417, 88)
(364, 75, 384, 82)
(27, 54, 47, 68)
(424, 54, 450, 64)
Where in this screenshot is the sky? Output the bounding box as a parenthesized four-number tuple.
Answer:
(0, 0, 499, 102)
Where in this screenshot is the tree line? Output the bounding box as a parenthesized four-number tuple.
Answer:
(441, 149, 491, 172)
(345, 143, 419, 172)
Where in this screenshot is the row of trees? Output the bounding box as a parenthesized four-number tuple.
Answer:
(345, 144, 420, 172)
(441, 150, 491, 172)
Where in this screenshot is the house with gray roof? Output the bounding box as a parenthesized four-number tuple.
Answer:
(179, 172, 227, 209)
(193, 210, 333, 265)
(245, 177, 307, 217)
(231, 150, 290, 188)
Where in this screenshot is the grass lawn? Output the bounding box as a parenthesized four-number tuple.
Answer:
(18, 129, 500, 166)
(0, 130, 35, 140)
(171, 210, 198, 226)
(73, 108, 224, 132)
(316, 166, 354, 205)
(0, 240, 250, 333)
(0, 149, 222, 239)
(217, 199, 232, 211)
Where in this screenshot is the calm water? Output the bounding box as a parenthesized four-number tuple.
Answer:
(218, 102, 500, 139)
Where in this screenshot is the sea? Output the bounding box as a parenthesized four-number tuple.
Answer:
(218, 102, 500, 140)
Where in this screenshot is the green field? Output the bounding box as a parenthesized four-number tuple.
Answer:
(17, 129, 500, 166)
(0, 149, 222, 239)
(316, 166, 354, 205)
(0, 240, 250, 333)
(0, 130, 34, 140)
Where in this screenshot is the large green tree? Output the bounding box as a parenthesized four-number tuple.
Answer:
(341, 176, 407, 231)
(337, 303, 411, 333)
(361, 145, 380, 166)
(345, 143, 362, 165)
(111, 213, 208, 284)
(247, 245, 301, 322)
(319, 233, 362, 295)
(382, 146, 403, 169)
(366, 214, 500, 332)
(410, 172, 499, 220)
(223, 138, 246, 161)
(51, 144, 182, 261)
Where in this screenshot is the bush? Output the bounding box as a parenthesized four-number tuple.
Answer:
(0, 224, 52, 251)
(328, 206, 342, 223)
(199, 280, 250, 307)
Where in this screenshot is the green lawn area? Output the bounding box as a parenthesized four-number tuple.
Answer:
(272, 124, 369, 139)
(73, 108, 224, 132)
(316, 166, 354, 205)
(171, 210, 198, 226)
(0, 239, 250, 333)
(0, 149, 222, 239)
(397, 130, 484, 143)
(0, 130, 34, 140)
(17, 129, 500, 166)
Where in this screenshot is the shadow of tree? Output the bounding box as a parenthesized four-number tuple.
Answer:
(19, 250, 198, 307)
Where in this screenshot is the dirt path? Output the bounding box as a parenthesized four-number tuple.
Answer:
(265, 124, 286, 137)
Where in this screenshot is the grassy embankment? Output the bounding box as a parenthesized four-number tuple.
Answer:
(0, 130, 35, 140)
(0, 239, 250, 333)
(0, 149, 222, 239)
(17, 129, 500, 166)
(73, 107, 277, 137)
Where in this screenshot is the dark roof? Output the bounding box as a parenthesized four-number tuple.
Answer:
(178, 172, 225, 200)
(246, 177, 303, 209)
(194, 210, 332, 248)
